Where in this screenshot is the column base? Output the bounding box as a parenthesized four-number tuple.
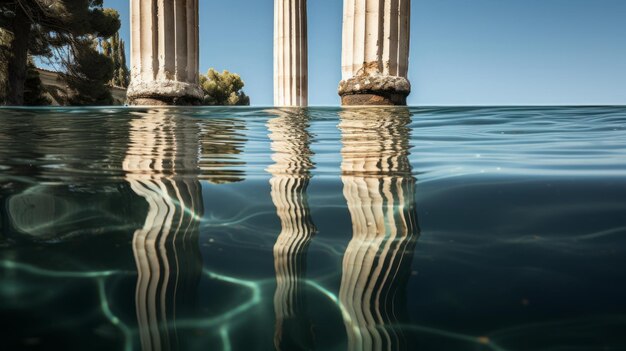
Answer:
(341, 93, 407, 106)
(338, 75, 410, 106)
(127, 79, 203, 106)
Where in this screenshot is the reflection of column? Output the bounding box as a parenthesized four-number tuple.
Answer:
(339, 0, 411, 105)
(339, 108, 419, 351)
(267, 109, 316, 350)
(123, 112, 203, 351)
(274, 0, 308, 107)
(198, 118, 248, 184)
(127, 0, 202, 105)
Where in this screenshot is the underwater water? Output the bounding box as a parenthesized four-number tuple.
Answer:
(0, 106, 626, 351)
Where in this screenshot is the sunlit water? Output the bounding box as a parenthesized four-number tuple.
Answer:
(1, 106, 626, 351)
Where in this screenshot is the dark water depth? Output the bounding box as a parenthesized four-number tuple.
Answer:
(1, 106, 626, 351)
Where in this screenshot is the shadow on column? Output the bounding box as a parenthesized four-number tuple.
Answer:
(267, 108, 317, 351)
(123, 110, 204, 351)
(339, 108, 420, 351)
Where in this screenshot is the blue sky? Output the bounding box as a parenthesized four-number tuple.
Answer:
(105, 0, 626, 106)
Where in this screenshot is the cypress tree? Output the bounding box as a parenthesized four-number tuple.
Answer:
(118, 38, 129, 87)
(102, 32, 129, 88)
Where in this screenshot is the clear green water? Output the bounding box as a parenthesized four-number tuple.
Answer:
(1, 106, 626, 351)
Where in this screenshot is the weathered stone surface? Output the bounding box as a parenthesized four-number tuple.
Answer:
(274, 0, 308, 107)
(128, 0, 201, 106)
(127, 80, 202, 105)
(338, 75, 410, 106)
(338, 75, 410, 96)
(341, 93, 407, 106)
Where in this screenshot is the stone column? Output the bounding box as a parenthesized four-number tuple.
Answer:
(274, 0, 308, 107)
(339, 0, 411, 105)
(128, 0, 203, 106)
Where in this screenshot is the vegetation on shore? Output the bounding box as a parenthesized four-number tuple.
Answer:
(1, 2, 250, 106)
(64, 40, 117, 105)
(23, 60, 51, 106)
(101, 32, 129, 88)
(0, 28, 11, 105)
(0, 0, 122, 106)
(200, 69, 250, 106)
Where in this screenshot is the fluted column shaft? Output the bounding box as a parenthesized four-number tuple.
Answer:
(339, 0, 411, 105)
(128, 0, 202, 105)
(274, 0, 308, 107)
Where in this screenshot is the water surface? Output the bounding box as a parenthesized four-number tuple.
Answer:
(1, 106, 626, 350)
